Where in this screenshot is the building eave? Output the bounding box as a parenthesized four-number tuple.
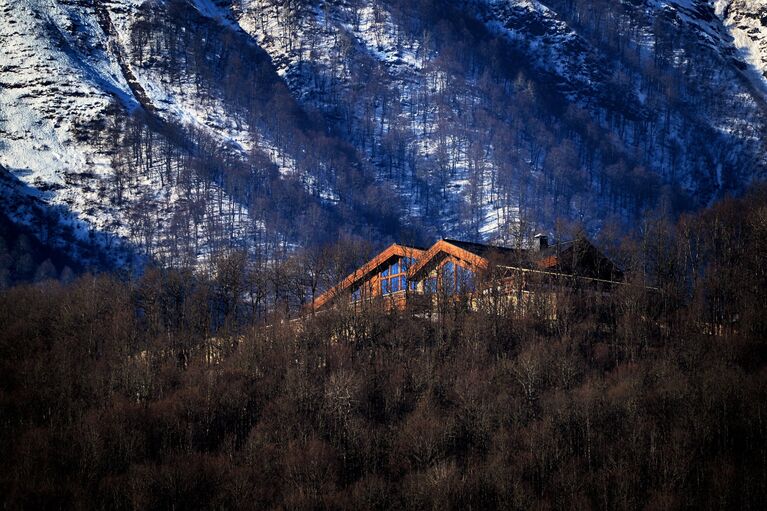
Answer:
(311, 243, 424, 311)
(406, 239, 490, 280)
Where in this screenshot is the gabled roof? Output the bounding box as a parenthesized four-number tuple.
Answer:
(407, 239, 495, 279)
(311, 243, 425, 311)
(530, 237, 623, 281)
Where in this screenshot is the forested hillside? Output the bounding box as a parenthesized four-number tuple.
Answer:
(1, 0, 767, 270)
(2, 2, 767, 507)
(1, 186, 767, 510)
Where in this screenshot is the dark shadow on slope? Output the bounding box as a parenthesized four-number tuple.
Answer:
(122, 0, 418, 247)
(0, 165, 141, 282)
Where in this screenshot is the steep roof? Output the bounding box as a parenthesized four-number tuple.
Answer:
(311, 243, 425, 311)
(406, 239, 494, 278)
(531, 237, 623, 281)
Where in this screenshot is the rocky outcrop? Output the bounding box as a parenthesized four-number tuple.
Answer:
(715, 0, 767, 84)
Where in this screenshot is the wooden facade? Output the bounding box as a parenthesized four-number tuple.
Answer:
(310, 243, 425, 311)
(311, 236, 624, 314)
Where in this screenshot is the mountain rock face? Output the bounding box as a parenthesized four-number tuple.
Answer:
(1, 0, 766, 268)
(716, 0, 767, 83)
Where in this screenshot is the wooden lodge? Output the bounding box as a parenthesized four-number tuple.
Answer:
(311, 235, 624, 317)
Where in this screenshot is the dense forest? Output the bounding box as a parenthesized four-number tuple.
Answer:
(1, 187, 765, 509)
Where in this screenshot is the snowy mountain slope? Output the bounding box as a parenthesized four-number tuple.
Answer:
(533, 0, 767, 183)
(0, 0, 383, 267)
(0, 0, 227, 266)
(714, 0, 767, 92)
(470, 0, 767, 198)
(637, 0, 767, 103)
(237, 1, 548, 237)
(0, 0, 140, 265)
(1, 0, 767, 270)
(235, 0, 767, 237)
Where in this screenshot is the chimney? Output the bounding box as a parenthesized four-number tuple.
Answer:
(533, 233, 548, 252)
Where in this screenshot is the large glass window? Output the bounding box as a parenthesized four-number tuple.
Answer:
(352, 281, 373, 302)
(435, 260, 476, 295)
(380, 257, 412, 296)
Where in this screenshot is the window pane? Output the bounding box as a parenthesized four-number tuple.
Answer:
(457, 265, 476, 292)
(382, 279, 390, 295)
(443, 262, 455, 294)
(391, 277, 400, 292)
(391, 261, 399, 275)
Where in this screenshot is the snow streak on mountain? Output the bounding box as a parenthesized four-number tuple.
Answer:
(1, 0, 766, 268)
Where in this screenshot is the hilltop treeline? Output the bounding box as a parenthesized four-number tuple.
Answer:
(1, 188, 767, 510)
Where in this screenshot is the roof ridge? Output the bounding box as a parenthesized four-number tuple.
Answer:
(442, 238, 515, 249)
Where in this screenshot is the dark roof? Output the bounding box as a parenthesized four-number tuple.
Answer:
(537, 238, 623, 281)
(442, 239, 519, 260)
(537, 240, 575, 258)
(398, 242, 430, 252)
(443, 238, 622, 281)
(442, 238, 567, 267)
